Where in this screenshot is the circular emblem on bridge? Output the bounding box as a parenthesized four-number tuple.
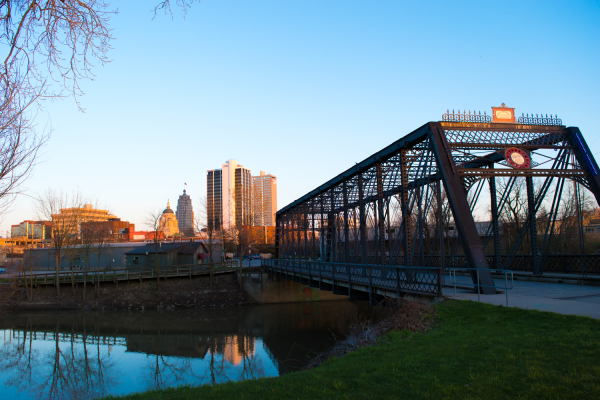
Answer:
(505, 147, 531, 169)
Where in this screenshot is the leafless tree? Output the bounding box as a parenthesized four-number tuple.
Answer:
(35, 189, 82, 296)
(0, 86, 49, 217)
(154, 0, 199, 18)
(233, 217, 261, 275)
(0, 1, 116, 216)
(75, 201, 111, 299)
(0, 1, 199, 216)
(195, 196, 224, 286)
(146, 208, 166, 287)
(20, 227, 38, 301)
(93, 221, 111, 295)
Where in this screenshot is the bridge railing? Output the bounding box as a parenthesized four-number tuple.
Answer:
(419, 254, 600, 276)
(448, 267, 514, 306)
(262, 259, 442, 297)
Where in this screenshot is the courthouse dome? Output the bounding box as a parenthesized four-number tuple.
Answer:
(163, 201, 175, 215)
(160, 200, 179, 237)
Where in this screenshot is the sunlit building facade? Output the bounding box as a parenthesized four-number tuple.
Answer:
(207, 169, 222, 230)
(11, 220, 52, 239)
(160, 201, 180, 237)
(52, 204, 116, 236)
(176, 189, 194, 236)
(207, 159, 253, 230)
(252, 171, 277, 227)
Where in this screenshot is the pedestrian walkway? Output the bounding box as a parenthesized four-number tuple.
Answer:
(446, 274, 600, 319)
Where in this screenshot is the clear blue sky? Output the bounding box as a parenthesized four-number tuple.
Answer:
(3, 0, 600, 234)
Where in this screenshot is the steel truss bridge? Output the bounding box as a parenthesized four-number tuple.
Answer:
(272, 114, 600, 297)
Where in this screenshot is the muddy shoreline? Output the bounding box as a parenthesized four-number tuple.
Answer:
(0, 271, 256, 313)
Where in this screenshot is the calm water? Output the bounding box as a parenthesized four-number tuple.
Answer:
(0, 302, 370, 399)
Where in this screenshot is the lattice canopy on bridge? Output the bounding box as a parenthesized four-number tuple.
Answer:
(275, 106, 600, 293)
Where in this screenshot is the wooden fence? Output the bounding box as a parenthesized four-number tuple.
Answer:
(10, 261, 240, 287)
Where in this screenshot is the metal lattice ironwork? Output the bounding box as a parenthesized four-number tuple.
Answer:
(263, 259, 441, 298)
(442, 110, 491, 123)
(275, 116, 600, 296)
(518, 113, 563, 126)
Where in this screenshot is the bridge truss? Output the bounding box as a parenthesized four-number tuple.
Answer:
(275, 114, 600, 294)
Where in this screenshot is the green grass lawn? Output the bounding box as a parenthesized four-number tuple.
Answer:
(104, 300, 600, 400)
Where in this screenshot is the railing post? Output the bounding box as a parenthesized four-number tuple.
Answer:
(368, 265, 373, 304)
(477, 270, 480, 302)
(396, 266, 400, 298)
(437, 268, 442, 297)
(347, 264, 351, 296)
(319, 260, 322, 283)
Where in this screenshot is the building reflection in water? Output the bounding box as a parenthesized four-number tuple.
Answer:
(0, 301, 367, 399)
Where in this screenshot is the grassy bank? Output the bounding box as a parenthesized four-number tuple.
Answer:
(106, 300, 600, 399)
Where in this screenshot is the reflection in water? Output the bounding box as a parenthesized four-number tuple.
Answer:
(0, 302, 369, 399)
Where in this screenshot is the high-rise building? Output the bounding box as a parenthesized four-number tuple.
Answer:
(252, 171, 277, 226)
(207, 169, 222, 229)
(207, 159, 253, 230)
(176, 189, 194, 236)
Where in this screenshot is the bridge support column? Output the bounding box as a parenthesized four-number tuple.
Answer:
(343, 180, 350, 264)
(401, 150, 412, 266)
(489, 174, 500, 270)
(430, 123, 496, 294)
(376, 162, 386, 265)
(358, 173, 367, 264)
(527, 177, 540, 275)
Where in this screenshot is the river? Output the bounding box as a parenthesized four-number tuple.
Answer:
(0, 301, 372, 399)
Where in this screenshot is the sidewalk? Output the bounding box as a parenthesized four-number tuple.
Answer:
(452, 293, 600, 319)
(446, 274, 600, 319)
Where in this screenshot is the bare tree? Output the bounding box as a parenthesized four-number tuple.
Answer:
(77, 201, 111, 299)
(35, 189, 84, 297)
(0, 1, 199, 216)
(195, 196, 223, 286)
(0, 1, 116, 215)
(146, 208, 166, 287)
(0, 89, 49, 217)
(93, 221, 111, 295)
(233, 216, 261, 275)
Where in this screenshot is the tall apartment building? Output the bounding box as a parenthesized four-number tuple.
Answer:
(207, 169, 222, 229)
(207, 160, 253, 230)
(252, 171, 277, 226)
(176, 189, 194, 236)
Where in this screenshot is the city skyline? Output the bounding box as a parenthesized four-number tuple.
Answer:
(0, 1, 599, 236)
(208, 160, 277, 231)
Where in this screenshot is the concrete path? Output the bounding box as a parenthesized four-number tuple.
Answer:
(452, 293, 600, 319)
(446, 275, 600, 319)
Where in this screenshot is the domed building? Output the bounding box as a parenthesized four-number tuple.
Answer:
(160, 201, 180, 237)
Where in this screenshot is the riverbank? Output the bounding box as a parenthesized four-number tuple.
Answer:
(107, 300, 600, 399)
(0, 272, 256, 312)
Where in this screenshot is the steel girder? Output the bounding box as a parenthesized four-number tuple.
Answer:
(274, 121, 600, 294)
